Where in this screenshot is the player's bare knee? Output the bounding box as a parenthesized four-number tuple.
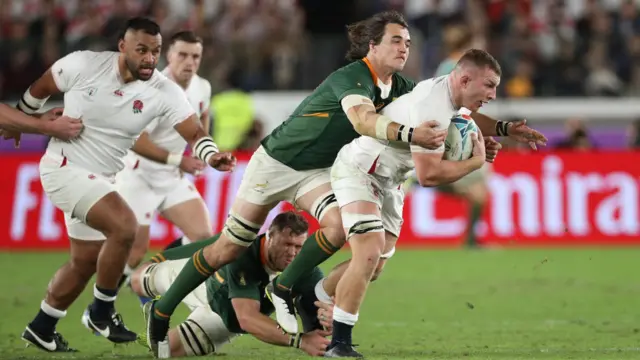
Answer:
(108, 214, 138, 248)
(204, 237, 247, 267)
(69, 256, 97, 281)
(321, 225, 346, 248)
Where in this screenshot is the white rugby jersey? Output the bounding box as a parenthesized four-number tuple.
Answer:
(46, 51, 196, 175)
(123, 68, 212, 186)
(343, 75, 464, 185)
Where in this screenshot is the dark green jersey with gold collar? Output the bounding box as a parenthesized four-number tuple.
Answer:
(261, 59, 415, 170)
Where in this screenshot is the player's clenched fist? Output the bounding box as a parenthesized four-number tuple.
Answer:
(484, 136, 502, 163)
(412, 120, 447, 150)
(179, 156, 206, 175)
(300, 329, 331, 356)
(208, 152, 236, 172)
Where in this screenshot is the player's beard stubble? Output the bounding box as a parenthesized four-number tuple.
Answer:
(125, 57, 155, 81)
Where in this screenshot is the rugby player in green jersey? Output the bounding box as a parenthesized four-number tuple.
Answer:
(146, 10, 547, 354)
(145, 10, 448, 354)
(134, 212, 332, 357)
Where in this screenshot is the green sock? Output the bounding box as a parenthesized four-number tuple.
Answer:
(466, 202, 483, 247)
(276, 230, 341, 290)
(154, 248, 215, 319)
(150, 234, 221, 263)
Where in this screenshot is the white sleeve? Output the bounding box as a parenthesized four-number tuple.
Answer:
(50, 51, 93, 92)
(202, 80, 212, 112)
(159, 80, 197, 128)
(409, 102, 447, 154)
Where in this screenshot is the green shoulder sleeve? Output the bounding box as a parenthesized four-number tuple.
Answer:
(328, 62, 376, 101)
(226, 261, 262, 301)
(394, 73, 416, 94)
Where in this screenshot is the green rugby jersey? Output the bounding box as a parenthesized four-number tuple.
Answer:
(261, 58, 415, 170)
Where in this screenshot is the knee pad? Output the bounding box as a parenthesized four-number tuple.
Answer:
(178, 319, 216, 356)
(140, 263, 160, 298)
(222, 212, 261, 247)
(310, 191, 338, 222)
(342, 213, 384, 240)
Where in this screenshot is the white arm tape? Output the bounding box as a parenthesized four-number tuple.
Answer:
(193, 137, 218, 164)
(380, 247, 396, 259)
(340, 94, 373, 113)
(18, 87, 49, 114)
(166, 152, 183, 166)
(375, 115, 393, 140)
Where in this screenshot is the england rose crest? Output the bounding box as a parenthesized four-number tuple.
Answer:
(133, 100, 143, 114)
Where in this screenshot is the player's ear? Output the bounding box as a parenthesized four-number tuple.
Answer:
(118, 39, 126, 53)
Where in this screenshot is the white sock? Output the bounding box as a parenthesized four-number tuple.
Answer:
(314, 279, 333, 304)
(41, 300, 66, 318)
(181, 236, 192, 245)
(333, 306, 358, 326)
(94, 284, 117, 302)
(123, 264, 135, 277)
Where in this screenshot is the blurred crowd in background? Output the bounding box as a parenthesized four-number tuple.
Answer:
(1, 0, 640, 152)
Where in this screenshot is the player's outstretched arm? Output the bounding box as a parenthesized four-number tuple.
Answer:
(232, 298, 330, 356)
(412, 132, 486, 187)
(471, 111, 547, 150)
(173, 114, 236, 172)
(0, 104, 82, 140)
(131, 131, 206, 175)
(341, 96, 447, 150)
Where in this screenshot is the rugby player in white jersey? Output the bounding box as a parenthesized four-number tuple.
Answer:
(114, 31, 213, 290)
(325, 49, 502, 357)
(14, 18, 235, 353)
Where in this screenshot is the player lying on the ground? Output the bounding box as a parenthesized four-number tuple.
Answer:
(322, 49, 516, 358)
(112, 30, 214, 291)
(131, 212, 331, 357)
(18, 17, 236, 353)
(0, 105, 83, 143)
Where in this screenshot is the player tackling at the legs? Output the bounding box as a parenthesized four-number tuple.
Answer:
(18, 17, 235, 353)
(145, 10, 451, 356)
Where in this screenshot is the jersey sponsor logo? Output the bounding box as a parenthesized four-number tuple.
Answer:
(239, 272, 246, 286)
(133, 100, 144, 114)
(114, 90, 123, 97)
(87, 87, 97, 96)
(88, 174, 96, 180)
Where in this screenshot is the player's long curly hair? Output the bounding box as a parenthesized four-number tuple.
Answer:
(345, 10, 409, 61)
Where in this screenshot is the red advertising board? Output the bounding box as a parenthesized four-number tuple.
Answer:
(1, 151, 639, 250)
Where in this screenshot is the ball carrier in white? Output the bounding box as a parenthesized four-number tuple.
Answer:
(114, 30, 214, 291)
(325, 49, 502, 357)
(13, 18, 235, 353)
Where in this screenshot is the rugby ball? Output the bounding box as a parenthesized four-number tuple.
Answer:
(444, 113, 478, 161)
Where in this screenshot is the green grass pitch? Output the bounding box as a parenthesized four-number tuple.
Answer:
(0, 247, 638, 359)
